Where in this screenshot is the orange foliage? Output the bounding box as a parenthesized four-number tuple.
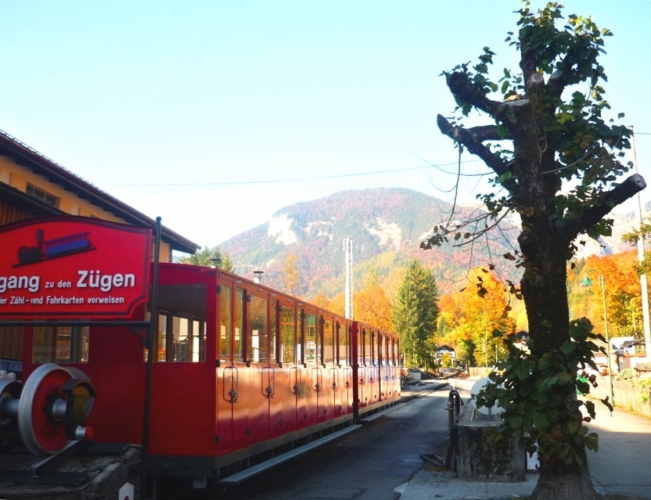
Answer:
(311, 293, 332, 310)
(576, 251, 642, 338)
(439, 268, 515, 365)
(354, 285, 393, 331)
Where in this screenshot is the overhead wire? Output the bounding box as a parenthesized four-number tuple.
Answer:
(99, 159, 483, 186)
(100, 130, 651, 187)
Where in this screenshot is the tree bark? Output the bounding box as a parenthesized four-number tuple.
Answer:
(519, 237, 599, 499)
(532, 445, 599, 500)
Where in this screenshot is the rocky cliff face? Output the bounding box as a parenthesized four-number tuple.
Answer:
(220, 187, 520, 297)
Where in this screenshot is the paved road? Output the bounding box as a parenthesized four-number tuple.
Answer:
(179, 383, 451, 500)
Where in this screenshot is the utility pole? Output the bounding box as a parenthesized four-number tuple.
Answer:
(631, 129, 651, 360)
(344, 238, 353, 320)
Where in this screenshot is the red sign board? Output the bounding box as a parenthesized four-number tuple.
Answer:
(0, 217, 152, 319)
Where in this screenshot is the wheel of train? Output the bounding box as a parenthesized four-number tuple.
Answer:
(17, 364, 96, 455)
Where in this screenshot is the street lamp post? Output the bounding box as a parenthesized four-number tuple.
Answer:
(582, 270, 615, 406)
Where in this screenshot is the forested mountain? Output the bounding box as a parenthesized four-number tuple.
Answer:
(220, 188, 521, 298)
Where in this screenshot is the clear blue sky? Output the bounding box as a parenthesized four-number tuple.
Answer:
(1, 1, 649, 248)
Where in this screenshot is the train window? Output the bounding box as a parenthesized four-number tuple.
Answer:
(305, 312, 317, 364)
(248, 295, 268, 363)
(172, 317, 187, 361)
(194, 320, 205, 361)
(0, 326, 23, 362)
(219, 286, 232, 362)
(334, 322, 340, 364)
(171, 316, 206, 362)
(395, 339, 400, 366)
(297, 310, 304, 363)
(337, 323, 347, 365)
(32, 326, 89, 363)
(381, 334, 386, 366)
(156, 314, 169, 361)
(280, 305, 295, 363)
(360, 329, 366, 366)
(371, 332, 376, 366)
(234, 288, 245, 363)
(150, 283, 207, 363)
(323, 316, 334, 364)
(271, 300, 279, 363)
(385, 337, 390, 366)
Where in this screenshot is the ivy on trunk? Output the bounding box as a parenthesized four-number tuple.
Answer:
(422, 2, 645, 499)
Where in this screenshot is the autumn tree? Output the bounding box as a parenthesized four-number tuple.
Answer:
(391, 259, 439, 367)
(354, 274, 393, 331)
(179, 245, 235, 272)
(454, 269, 516, 366)
(328, 292, 345, 317)
(282, 254, 300, 295)
(422, 3, 645, 498)
(623, 214, 651, 275)
(571, 253, 642, 338)
(311, 293, 332, 311)
(436, 293, 460, 341)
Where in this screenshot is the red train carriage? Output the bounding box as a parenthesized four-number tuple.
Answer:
(0, 217, 402, 488)
(0, 217, 400, 488)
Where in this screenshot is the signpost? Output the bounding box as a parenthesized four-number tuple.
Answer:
(0, 215, 160, 499)
(0, 216, 152, 319)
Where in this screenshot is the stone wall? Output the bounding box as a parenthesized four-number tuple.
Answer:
(455, 399, 526, 483)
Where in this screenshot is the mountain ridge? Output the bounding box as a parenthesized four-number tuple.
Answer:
(220, 187, 517, 297)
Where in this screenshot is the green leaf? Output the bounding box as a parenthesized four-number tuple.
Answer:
(560, 342, 576, 355)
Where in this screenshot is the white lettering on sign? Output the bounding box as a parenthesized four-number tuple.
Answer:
(0, 275, 40, 294)
(47, 296, 85, 305)
(77, 271, 136, 292)
(87, 296, 125, 304)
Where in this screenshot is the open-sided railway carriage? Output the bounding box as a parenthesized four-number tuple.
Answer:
(0, 216, 402, 490)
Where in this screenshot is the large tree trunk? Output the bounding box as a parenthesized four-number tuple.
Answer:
(533, 445, 598, 500)
(519, 236, 599, 499)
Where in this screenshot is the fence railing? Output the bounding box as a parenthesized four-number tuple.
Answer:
(466, 368, 651, 418)
(589, 376, 651, 417)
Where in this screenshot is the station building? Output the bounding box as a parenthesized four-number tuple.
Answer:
(0, 127, 200, 373)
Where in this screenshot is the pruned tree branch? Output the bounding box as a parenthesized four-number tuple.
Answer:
(446, 72, 511, 123)
(519, 34, 538, 91)
(547, 68, 570, 100)
(562, 173, 647, 242)
(468, 124, 513, 142)
(437, 115, 517, 193)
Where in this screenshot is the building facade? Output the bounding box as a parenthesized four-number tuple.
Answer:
(0, 127, 200, 371)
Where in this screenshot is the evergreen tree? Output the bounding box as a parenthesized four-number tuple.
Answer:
(179, 245, 233, 271)
(220, 253, 236, 273)
(391, 259, 439, 367)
